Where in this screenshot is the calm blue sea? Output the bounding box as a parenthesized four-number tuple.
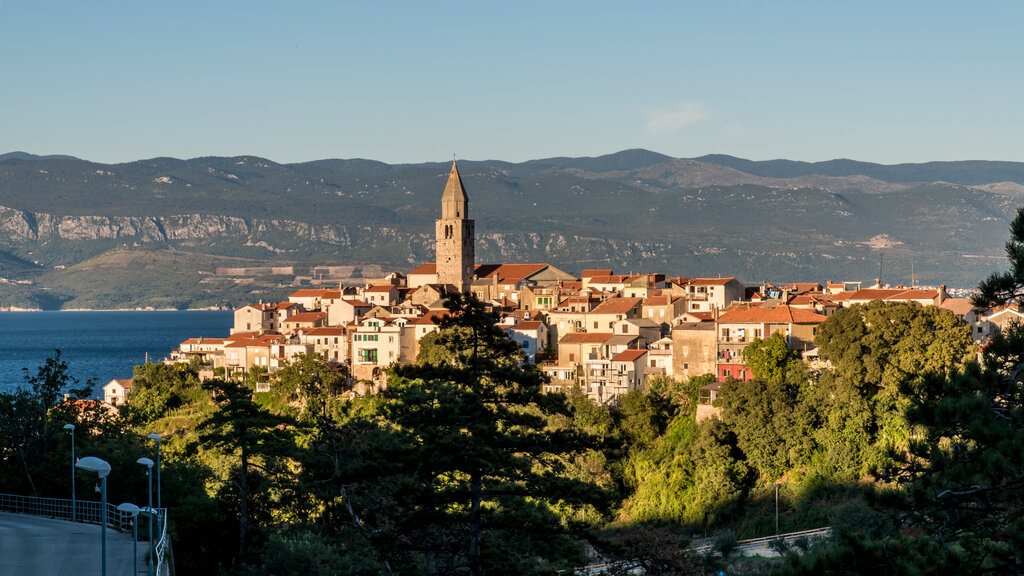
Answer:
(0, 311, 232, 398)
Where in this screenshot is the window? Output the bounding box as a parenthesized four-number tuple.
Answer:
(593, 322, 598, 329)
(522, 341, 530, 349)
(569, 353, 575, 362)
(358, 349, 378, 363)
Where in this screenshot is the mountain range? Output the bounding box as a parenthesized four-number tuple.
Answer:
(0, 149, 1019, 309)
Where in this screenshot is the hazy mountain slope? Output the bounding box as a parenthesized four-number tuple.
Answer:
(0, 150, 1020, 308)
(694, 154, 1024, 186)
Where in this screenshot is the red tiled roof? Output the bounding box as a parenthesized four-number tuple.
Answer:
(847, 289, 905, 301)
(181, 337, 226, 345)
(474, 263, 549, 282)
(409, 310, 451, 325)
(612, 349, 647, 362)
(587, 275, 629, 284)
(940, 298, 975, 316)
(290, 289, 341, 299)
(283, 311, 327, 323)
(560, 332, 615, 344)
(513, 320, 543, 330)
(783, 283, 823, 293)
(106, 378, 133, 388)
(408, 263, 437, 275)
(302, 326, 345, 336)
(340, 299, 372, 307)
(886, 289, 938, 301)
(643, 295, 670, 306)
(590, 297, 643, 315)
(690, 277, 736, 286)
(716, 304, 827, 324)
(581, 269, 613, 277)
(365, 285, 397, 292)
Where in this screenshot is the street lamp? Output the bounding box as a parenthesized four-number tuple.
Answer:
(137, 457, 154, 576)
(117, 503, 140, 576)
(63, 423, 75, 522)
(75, 456, 111, 576)
(147, 433, 162, 510)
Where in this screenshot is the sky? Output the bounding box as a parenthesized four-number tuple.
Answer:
(1, 1, 1022, 165)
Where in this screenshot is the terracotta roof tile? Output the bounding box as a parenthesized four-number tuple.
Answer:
(716, 304, 827, 324)
(590, 297, 643, 315)
(612, 349, 647, 362)
(560, 332, 615, 344)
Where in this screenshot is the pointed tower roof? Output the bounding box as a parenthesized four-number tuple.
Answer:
(441, 160, 469, 219)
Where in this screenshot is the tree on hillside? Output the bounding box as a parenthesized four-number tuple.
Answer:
(974, 205, 1024, 308)
(0, 350, 93, 494)
(304, 292, 611, 575)
(197, 379, 297, 556)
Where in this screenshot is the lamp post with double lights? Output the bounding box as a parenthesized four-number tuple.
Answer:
(63, 423, 76, 522)
(75, 456, 111, 576)
(117, 503, 140, 576)
(137, 457, 154, 576)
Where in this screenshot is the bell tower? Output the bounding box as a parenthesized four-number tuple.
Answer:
(435, 160, 475, 291)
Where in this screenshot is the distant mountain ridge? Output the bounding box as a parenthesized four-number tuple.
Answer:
(693, 154, 1024, 186)
(0, 149, 1019, 309)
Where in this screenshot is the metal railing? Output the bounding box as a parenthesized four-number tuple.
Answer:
(691, 526, 833, 555)
(0, 492, 172, 575)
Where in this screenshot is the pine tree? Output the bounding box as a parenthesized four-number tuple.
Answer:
(306, 292, 610, 575)
(974, 205, 1024, 308)
(197, 379, 297, 556)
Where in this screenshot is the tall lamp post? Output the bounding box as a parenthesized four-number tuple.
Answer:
(75, 456, 111, 576)
(137, 457, 154, 576)
(147, 433, 162, 510)
(117, 503, 140, 576)
(63, 423, 76, 522)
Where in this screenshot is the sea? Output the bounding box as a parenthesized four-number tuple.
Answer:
(0, 310, 232, 398)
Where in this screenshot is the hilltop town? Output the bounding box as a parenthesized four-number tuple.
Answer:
(103, 160, 1023, 412)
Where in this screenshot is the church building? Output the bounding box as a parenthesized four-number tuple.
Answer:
(435, 160, 475, 291)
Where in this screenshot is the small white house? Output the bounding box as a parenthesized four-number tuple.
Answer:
(103, 379, 133, 406)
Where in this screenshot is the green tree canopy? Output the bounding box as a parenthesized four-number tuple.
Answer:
(305, 292, 611, 576)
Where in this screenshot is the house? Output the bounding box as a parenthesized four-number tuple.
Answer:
(470, 263, 577, 303)
(288, 288, 342, 312)
(298, 326, 348, 364)
(696, 381, 722, 422)
(714, 304, 827, 381)
(325, 299, 372, 326)
(280, 311, 328, 334)
(680, 278, 746, 313)
(362, 285, 401, 307)
(611, 317, 662, 348)
(582, 349, 649, 405)
(586, 297, 643, 332)
(350, 317, 415, 386)
(407, 262, 439, 289)
(671, 321, 717, 380)
(508, 320, 548, 364)
(172, 337, 225, 365)
(232, 301, 301, 334)
(641, 295, 688, 333)
(623, 273, 668, 299)
(103, 379, 132, 406)
(646, 337, 673, 378)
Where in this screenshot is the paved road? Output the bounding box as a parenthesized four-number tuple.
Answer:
(0, 512, 148, 576)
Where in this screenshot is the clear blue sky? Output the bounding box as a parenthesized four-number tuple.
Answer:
(2, 1, 1021, 165)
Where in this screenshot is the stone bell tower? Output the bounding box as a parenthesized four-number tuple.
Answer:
(435, 160, 475, 292)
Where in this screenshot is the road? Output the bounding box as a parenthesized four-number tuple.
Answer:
(0, 512, 147, 576)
